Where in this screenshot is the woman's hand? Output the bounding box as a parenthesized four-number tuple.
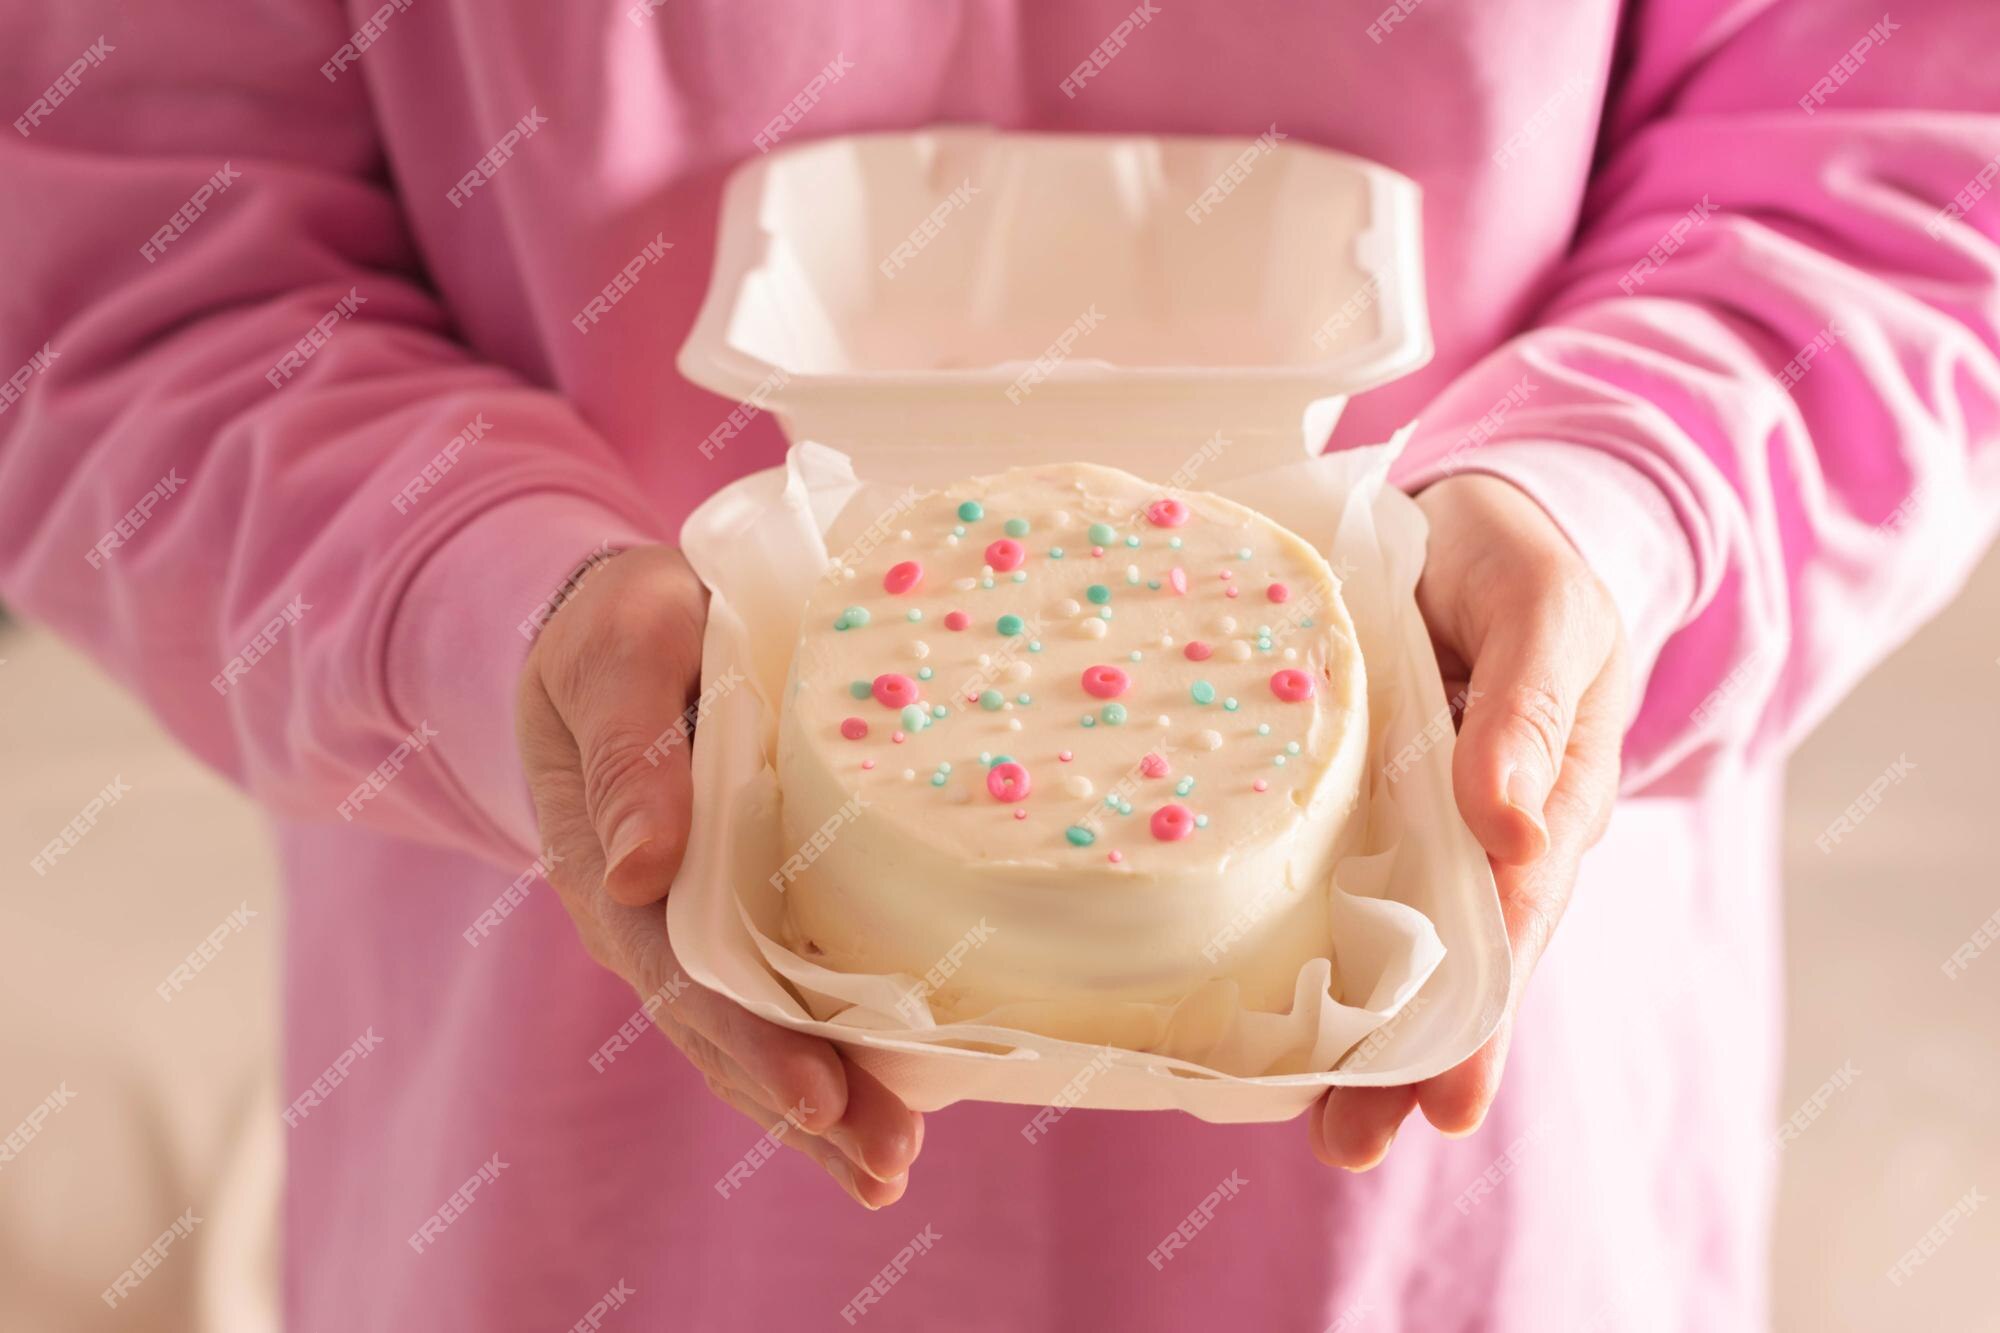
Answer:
(1311, 475, 1631, 1169)
(516, 545, 922, 1207)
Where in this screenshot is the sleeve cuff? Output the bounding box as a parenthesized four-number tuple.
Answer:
(386, 494, 659, 857)
(1395, 441, 1697, 692)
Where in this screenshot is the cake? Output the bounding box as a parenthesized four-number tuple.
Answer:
(774, 462, 1368, 1031)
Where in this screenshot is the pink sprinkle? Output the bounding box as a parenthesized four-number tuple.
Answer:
(1146, 498, 1189, 528)
(872, 673, 919, 709)
(1150, 803, 1194, 841)
(840, 717, 869, 740)
(1269, 668, 1314, 703)
(1168, 566, 1188, 596)
(983, 538, 1026, 572)
(1058, 749, 1074, 763)
(1013, 808, 1027, 820)
(893, 731, 907, 744)
(987, 761, 1032, 803)
(1091, 546, 1105, 557)
(1140, 753, 1170, 779)
(883, 560, 923, 595)
(1225, 586, 1239, 598)
(1108, 850, 1123, 864)
(944, 610, 970, 631)
(1267, 582, 1290, 603)
(1080, 664, 1130, 699)
(1253, 778, 1268, 792)
(861, 758, 876, 770)
(966, 692, 982, 703)
(1219, 569, 1233, 580)
(1184, 640, 1213, 662)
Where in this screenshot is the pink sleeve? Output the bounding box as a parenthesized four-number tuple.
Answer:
(0, 7, 660, 864)
(1394, 0, 2000, 792)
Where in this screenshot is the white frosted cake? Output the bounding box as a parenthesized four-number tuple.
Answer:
(775, 463, 1367, 1033)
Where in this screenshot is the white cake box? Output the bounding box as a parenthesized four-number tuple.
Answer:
(671, 128, 1509, 1122)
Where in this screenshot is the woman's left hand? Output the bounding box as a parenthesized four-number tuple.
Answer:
(1310, 473, 1632, 1169)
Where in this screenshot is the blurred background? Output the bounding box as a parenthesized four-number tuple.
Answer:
(2, 539, 1996, 1331)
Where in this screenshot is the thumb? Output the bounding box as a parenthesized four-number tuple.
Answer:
(1452, 594, 1596, 866)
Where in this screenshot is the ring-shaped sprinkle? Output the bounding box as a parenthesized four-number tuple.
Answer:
(1150, 803, 1194, 841)
(1080, 664, 1130, 699)
(1145, 498, 1189, 528)
(883, 560, 923, 595)
(872, 673, 919, 709)
(983, 538, 1026, 572)
(1269, 668, 1314, 702)
(986, 761, 1032, 803)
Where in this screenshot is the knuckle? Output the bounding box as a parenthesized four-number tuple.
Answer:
(581, 729, 666, 818)
(1505, 682, 1570, 769)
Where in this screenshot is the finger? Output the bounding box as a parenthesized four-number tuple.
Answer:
(544, 554, 708, 906)
(663, 960, 853, 1135)
(1312, 1084, 1419, 1171)
(1416, 1017, 1516, 1138)
(702, 1071, 908, 1210)
(819, 1055, 925, 1184)
(1452, 579, 1608, 865)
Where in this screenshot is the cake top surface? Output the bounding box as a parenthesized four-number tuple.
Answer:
(788, 462, 1364, 877)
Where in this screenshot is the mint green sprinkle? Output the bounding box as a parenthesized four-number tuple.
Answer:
(1273, 754, 1287, 766)
(1129, 650, 1142, 662)
(1285, 741, 1301, 755)
(1257, 625, 1272, 636)
(979, 689, 1004, 711)
(833, 614, 851, 631)
(1050, 547, 1065, 559)
(1237, 547, 1252, 560)
(997, 614, 1024, 635)
(1190, 680, 1216, 705)
(849, 680, 872, 699)
(1194, 814, 1209, 828)
(938, 761, 953, 774)
(1017, 693, 1032, 705)
(958, 500, 984, 521)
(1301, 617, 1315, 628)
(917, 666, 933, 680)
(1101, 703, 1127, 725)
(1104, 795, 1119, 808)
(1124, 535, 1141, 548)
(1223, 697, 1240, 711)
(1175, 776, 1194, 797)
(1147, 580, 1162, 590)
(1010, 571, 1027, 583)
(1004, 517, 1029, 537)
(907, 608, 923, 622)
(1028, 640, 1043, 653)
(1098, 608, 1113, 621)
(992, 754, 1013, 766)
(980, 577, 995, 589)
(1257, 722, 1271, 735)
(1066, 825, 1096, 847)
(1081, 714, 1097, 728)
(1168, 537, 1183, 549)
(842, 605, 870, 627)
(1088, 522, 1116, 545)
(931, 704, 947, 719)
(900, 705, 928, 732)
(1086, 584, 1111, 605)
(930, 772, 947, 787)
(953, 524, 966, 537)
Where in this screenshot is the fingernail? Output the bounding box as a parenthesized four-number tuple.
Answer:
(825, 1125, 893, 1183)
(604, 822, 652, 881)
(824, 1156, 877, 1209)
(1503, 765, 1550, 846)
(1343, 1126, 1399, 1173)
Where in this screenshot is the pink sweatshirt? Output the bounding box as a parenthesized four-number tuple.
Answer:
(5, 1, 1998, 1328)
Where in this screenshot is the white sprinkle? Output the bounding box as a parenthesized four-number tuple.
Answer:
(1283, 646, 1298, 661)
(1158, 633, 1174, 648)
(1156, 715, 1171, 727)
(954, 577, 978, 592)
(1194, 730, 1223, 751)
(1056, 598, 1082, 619)
(1007, 661, 1033, 682)
(977, 653, 993, 668)
(1008, 718, 1023, 731)
(1078, 618, 1108, 639)
(898, 529, 912, 541)
(1064, 775, 1095, 798)
(908, 640, 930, 660)
(1216, 615, 1238, 634)
(1228, 640, 1252, 661)
(902, 769, 917, 780)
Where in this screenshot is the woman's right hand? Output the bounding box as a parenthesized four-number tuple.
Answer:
(515, 544, 923, 1208)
